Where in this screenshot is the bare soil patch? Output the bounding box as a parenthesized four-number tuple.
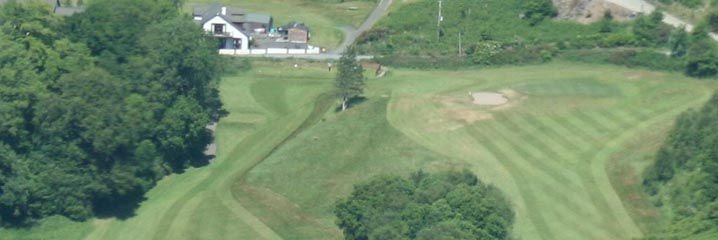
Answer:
(554, 0, 637, 23)
(436, 96, 494, 124)
(471, 92, 508, 106)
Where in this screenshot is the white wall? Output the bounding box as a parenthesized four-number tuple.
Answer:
(202, 16, 249, 50)
(267, 48, 288, 54)
(288, 49, 306, 54)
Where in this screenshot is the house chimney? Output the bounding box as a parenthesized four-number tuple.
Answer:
(221, 7, 226, 15)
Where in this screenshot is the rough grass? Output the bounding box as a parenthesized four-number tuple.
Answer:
(2, 61, 717, 240)
(184, 0, 377, 48)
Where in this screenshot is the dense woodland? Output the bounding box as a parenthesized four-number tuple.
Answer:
(357, 0, 718, 77)
(643, 94, 718, 239)
(0, 0, 221, 225)
(335, 171, 513, 240)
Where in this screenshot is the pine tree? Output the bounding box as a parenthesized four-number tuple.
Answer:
(335, 46, 365, 111)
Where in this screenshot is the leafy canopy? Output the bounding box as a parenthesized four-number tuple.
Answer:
(335, 170, 514, 240)
(0, 0, 221, 225)
(643, 93, 718, 238)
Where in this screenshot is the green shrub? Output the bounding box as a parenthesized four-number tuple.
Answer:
(522, 0, 558, 26)
(558, 49, 684, 71)
(335, 170, 514, 240)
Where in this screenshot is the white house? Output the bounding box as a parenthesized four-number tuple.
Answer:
(195, 5, 250, 51)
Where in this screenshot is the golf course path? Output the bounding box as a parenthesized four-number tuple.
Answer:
(605, 0, 718, 40)
(331, 0, 393, 54)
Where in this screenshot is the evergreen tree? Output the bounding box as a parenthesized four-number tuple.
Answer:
(335, 46, 365, 111)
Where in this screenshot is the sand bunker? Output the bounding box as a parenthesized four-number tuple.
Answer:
(471, 92, 508, 105)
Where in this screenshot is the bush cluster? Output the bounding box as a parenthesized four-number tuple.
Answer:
(642, 94, 718, 238)
(335, 170, 514, 240)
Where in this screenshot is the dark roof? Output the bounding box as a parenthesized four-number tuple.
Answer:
(282, 22, 309, 31)
(204, 14, 251, 37)
(244, 13, 272, 24)
(193, 4, 247, 20)
(193, 3, 271, 24)
(193, 3, 223, 22)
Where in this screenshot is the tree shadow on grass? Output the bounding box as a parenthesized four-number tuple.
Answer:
(93, 194, 147, 220)
(335, 96, 368, 112)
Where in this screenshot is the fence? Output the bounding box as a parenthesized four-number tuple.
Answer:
(219, 46, 321, 56)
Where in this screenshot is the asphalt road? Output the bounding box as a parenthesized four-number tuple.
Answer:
(330, 0, 393, 54)
(604, 0, 718, 40)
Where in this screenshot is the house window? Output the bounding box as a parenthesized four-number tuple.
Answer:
(213, 24, 225, 34)
(233, 39, 242, 49)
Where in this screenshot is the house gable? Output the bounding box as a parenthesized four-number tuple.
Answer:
(202, 15, 249, 49)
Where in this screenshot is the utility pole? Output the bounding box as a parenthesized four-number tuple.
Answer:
(437, 0, 443, 39)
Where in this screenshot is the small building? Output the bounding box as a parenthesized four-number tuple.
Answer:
(242, 13, 273, 34)
(193, 4, 251, 50)
(193, 3, 273, 33)
(279, 22, 310, 43)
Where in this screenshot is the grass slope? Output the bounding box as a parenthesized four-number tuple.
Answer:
(236, 62, 717, 240)
(2, 61, 716, 240)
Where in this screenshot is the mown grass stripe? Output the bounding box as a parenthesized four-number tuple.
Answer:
(596, 108, 636, 130)
(571, 110, 615, 139)
(491, 113, 577, 165)
(581, 110, 630, 134)
(480, 119, 608, 222)
(489, 114, 576, 168)
(466, 128, 557, 240)
(546, 113, 604, 147)
(476, 120, 577, 188)
(470, 124, 568, 191)
(470, 124, 603, 234)
(541, 197, 614, 240)
(500, 112, 586, 161)
(524, 111, 597, 152)
(576, 160, 633, 236)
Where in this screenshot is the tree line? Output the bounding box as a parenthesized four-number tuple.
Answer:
(0, 0, 221, 225)
(643, 93, 718, 238)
